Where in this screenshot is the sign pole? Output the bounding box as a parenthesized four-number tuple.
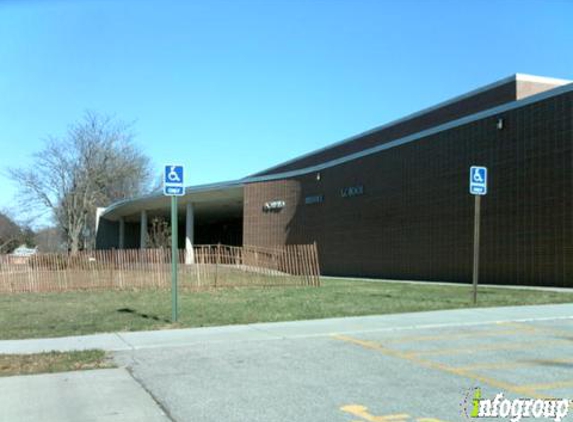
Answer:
(469, 165, 487, 306)
(163, 164, 184, 323)
(472, 195, 481, 305)
(171, 195, 178, 322)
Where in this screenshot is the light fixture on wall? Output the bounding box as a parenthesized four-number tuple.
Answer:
(496, 117, 504, 130)
(316, 172, 321, 181)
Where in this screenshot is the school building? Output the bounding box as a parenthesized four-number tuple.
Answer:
(96, 74, 573, 287)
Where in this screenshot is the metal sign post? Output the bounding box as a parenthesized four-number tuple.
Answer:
(469, 166, 487, 305)
(472, 195, 481, 305)
(171, 196, 178, 322)
(164, 165, 185, 322)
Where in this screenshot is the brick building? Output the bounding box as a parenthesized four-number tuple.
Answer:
(96, 74, 573, 287)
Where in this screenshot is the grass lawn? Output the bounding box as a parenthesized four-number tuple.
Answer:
(0, 350, 113, 376)
(0, 278, 572, 339)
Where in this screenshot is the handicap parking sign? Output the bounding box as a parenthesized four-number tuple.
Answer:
(470, 166, 487, 195)
(163, 165, 185, 196)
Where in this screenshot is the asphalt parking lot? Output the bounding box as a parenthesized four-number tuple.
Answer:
(113, 306, 573, 422)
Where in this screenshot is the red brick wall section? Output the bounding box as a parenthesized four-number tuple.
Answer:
(243, 179, 302, 247)
(254, 81, 518, 176)
(243, 90, 573, 287)
(255, 79, 566, 178)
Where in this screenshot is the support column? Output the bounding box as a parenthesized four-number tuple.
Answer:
(140, 210, 148, 249)
(118, 217, 125, 249)
(95, 207, 105, 235)
(185, 202, 195, 264)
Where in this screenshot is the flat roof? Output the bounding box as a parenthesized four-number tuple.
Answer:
(101, 74, 573, 220)
(251, 73, 572, 177)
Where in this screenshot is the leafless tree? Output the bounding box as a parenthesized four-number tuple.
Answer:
(33, 227, 66, 253)
(9, 111, 153, 254)
(0, 212, 23, 253)
(147, 217, 172, 249)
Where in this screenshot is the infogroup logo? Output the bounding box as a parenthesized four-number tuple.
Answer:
(461, 387, 569, 422)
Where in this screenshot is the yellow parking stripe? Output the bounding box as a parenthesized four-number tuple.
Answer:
(340, 404, 409, 421)
(405, 339, 569, 357)
(514, 380, 573, 392)
(333, 334, 548, 399)
(496, 321, 538, 331)
(384, 328, 530, 344)
(498, 321, 573, 338)
(454, 357, 573, 371)
(417, 419, 451, 422)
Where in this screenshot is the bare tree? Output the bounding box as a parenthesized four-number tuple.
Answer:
(0, 212, 22, 253)
(9, 112, 153, 254)
(147, 217, 171, 249)
(34, 227, 66, 253)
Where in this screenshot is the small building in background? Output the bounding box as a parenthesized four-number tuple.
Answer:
(10, 245, 38, 264)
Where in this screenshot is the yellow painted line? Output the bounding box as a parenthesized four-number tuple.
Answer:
(404, 339, 570, 357)
(496, 321, 538, 331)
(454, 357, 573, 371)
(416, 419, 452, 422)
(514, 379, 573, 393)
(340, 404, 409, 421)
(384, 328, 530, 344)
(333, 334, 549, 399)
(499, 321, 573, 338)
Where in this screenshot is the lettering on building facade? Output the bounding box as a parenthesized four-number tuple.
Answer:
(305, 195, 324, 205)
(341, 185, 364, 198)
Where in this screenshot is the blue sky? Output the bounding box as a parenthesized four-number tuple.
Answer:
(1, 0, 572, 225)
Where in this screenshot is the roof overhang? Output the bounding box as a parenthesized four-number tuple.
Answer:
(101, 74, 573, 224)
(102, 180, 244, 223)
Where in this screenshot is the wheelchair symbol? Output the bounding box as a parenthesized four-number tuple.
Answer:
(167, 166, 182, 183)
(472, 169, 484, 183)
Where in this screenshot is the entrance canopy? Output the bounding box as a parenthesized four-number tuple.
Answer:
(96, 180, 244, 250)
(101, 180, 244, 223)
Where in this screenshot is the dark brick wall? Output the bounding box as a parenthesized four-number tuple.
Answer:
(244, 90, 573, 286)
(255, 80, 564, 178)
(254, 81, 517, 176)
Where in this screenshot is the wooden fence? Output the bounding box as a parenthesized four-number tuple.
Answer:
(0, 244, 320, 293)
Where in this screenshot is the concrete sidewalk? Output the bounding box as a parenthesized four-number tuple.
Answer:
(0, 368, 171, 422)
(1, 302, 573, 354)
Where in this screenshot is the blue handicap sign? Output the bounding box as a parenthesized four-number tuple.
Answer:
(470, 166, 487, 195)
(165, 165, 184, 184)
(163, 165, 185, 196)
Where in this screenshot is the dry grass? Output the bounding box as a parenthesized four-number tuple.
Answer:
(1, 278, 572, 340)
(0, 350, 113, 377)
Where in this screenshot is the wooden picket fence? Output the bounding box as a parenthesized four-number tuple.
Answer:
(0, 244, 320, 293)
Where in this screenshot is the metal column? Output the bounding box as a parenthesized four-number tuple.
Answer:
(185, 202, 195, 264)
(140, 210, 148, 249)
(118, 217, 125, 249)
